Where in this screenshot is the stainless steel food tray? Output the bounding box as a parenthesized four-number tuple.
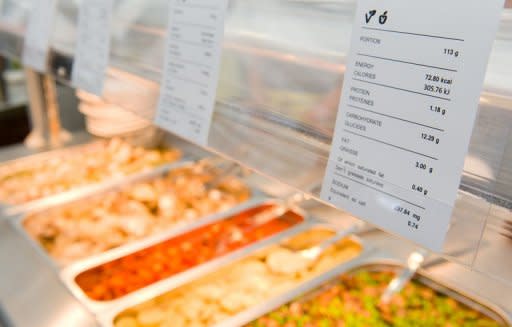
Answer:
(96, 219, 372, 325)
(0, 139, 182, 217)
(219, 258, 512, 327)
(0, 140, 100, 216)
(7, 160, 189, 267)
(61, 199, 306, 314)
(9, 157, 263, 267)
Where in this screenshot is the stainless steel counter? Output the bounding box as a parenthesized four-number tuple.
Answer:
(0, 134, 100, 327)
(0, 218, 98, 327)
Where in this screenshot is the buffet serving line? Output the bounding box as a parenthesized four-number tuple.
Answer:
(0, 132, 510, 327)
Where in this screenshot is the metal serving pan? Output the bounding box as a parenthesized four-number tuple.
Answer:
(3, 160, 189, 218)
(7, 160, 190, 269)
(96, 220, 372, 326)
(0, 140, 98, 216)
(9, 157, 262, 268)
(221, 259, 512, 327)
(61, 199, 307, 314)
(0, 139, 182, 217)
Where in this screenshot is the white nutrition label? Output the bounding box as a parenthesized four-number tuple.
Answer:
(154, 0, 229, 145)
(71, 0, 114, 96)
(22, 0, 56, 72)
(321, 0, 504, 251)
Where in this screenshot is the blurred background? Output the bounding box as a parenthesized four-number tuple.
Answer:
(0, 57, 83, 147)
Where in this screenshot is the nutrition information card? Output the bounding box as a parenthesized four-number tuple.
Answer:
(22, 0, 56, 72)
(321, 0, 504, 251)
(155, 0, 228, 145)
(71, 0, 114, 96)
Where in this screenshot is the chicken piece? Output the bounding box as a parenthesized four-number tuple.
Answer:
(115, 317, 138, 327)
(266, 248, 311, 275)
(130, 183, 157, 203)
(157, 193, 177, 217)
(136, 308, 166, 326)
